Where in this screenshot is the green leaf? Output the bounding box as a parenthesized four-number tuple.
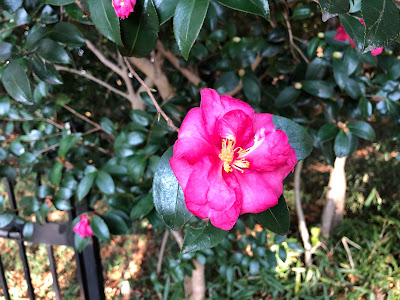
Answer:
(274, 86, 301, 108)
(278, 246, 287, 262)
(334, 130, 357, 157)
(317, 0, 349, 22)
(20, 196, 40, 215)
(90, 215, 110, 241)
(58, 134, 81, 158)
(130, 194, 154, 221)
(88, 0, 123, 46)
(252, 195, 290, 235)
(54, 199, 72, 210)
(332, 57, 348, 90)
(344, 78, 362, 100)
(318, 123, 338, 142)
(347, 121, 375, 141)
(174, 0, 210, 60)
(37, 39, 71, 64)
(96, 171, 115, 195)
(74, 234, 90, 252)
(100, 117, 115, 135)
(154, 0, 179, 25)
(46, 0, 75, 6)
(1, 61, 33, 104)
(0, 96, 10, 116)
(214, 71, 240, 94)
(0, 213, 14, 228)
(50, 22, 85, 45)
(23, 221, 34, 240)
(37, 185, 54, 199)
(306, 57, 328, 80)
(0, 42, 16, 61)
(119, 0, 159, 57)
(272, 115, 313, 161)
(0, 0, 23, 13)
(126, 155, 147, 183)
(302, 80, 334, 99)
(10, 141, 25, 156)
(31, 57, 63, 85)
(50, 161, 63, 186)
(217, 0, 270, 19)
(339, 14, 364, 50)
(102, 212, 129, 234)
(358, 97, 372, 119)
(0, 166, 17, 181)
(77, 172, 97, 201)
(362, 0, 400, 51)
(153, 147, 192, 230)
(182, 223, 228, 253)
(242, 72, 261, 104)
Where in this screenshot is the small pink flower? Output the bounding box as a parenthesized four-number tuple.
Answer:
(334, 18, 383, 56)
(113, 0, 136, 19)
(73, 214, 94, 238)
(170, 89, 297, 230)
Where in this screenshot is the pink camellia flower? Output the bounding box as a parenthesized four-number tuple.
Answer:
(112, 0, 136, 19)
(73, 214, 94, 238)
(334, 18, 383, 56)
(170, 88, 297, 230)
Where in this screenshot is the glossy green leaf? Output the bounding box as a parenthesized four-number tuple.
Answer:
(37, 39, 71, 64)
(0, 0, 23, 13)
(344, 78, 362, 100)
(37, 185, 54, 199)
(318, 123, 338, 142)
(54, 199, 72, 210)
(242, 72, 261, 104)
(119, 0, 159, 57)
(1, 61, 32, 104)
(90, 215, 110, 240)
(154, 0, 179, 25)
(318, 0, 349, 22)
(46, 0, 75, 5)
(339, 14, 364, 50)
(96, 171, 115, 195)
(0, 213, 14, 228)
(58, 134, 81, 158)
(332, 57, 348, 90)
(103, 212, 129, 235)
(274, 86, 301, 108)
(302, 80, 334, 99)
(306, 57, 328, 80)
(362, 0, 400, 51)
(20, 196, 40, 215)
(272, 115, 313, 161)
(74, 234, 90, 252)
(214, 71, 240, 94)
(334, 131, 357, 157)
(347, 121, 375, 141)
(0, 96, 10, 116)
(77, 172, 97, 201)
(50, 161, 63, 186)
(182, 223, 228, 253)
(23, 221, 34, 239)
(217, 0, 270, 19)
(130, 194, 154, 221)
(153, 147, 192, 230)
(88, 0, 122, 45)
(174, 0, 210, 60)
(358, 97, 372, 119)
(50, 22, 85, 45)
(252, 195, 290, 235)
(0, 42, 16, 61)
(31, 57, 63, 85)
(0, 166, 17, 181)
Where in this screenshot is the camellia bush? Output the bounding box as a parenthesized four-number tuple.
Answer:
(1, 0, 400, 297)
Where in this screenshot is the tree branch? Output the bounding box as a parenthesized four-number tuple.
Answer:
(0, 23, 27, 35)
(123, 57, 180, 133)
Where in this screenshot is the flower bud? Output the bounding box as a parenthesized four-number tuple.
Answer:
(238, 69, 245, 77)
(317, 32, 325, 39)
(113, 0, 136, 19)
(232, 36, 241, 43)
(332, 51, 343, 59)
(294, 82, 303, 90)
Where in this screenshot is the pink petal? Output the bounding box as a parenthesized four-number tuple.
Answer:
(334, 24, 356, 48)
(209, 200, 241, 230)
(200, 88, 254, 139)
(170, 157, 194, 190)
(234, 169, 279, 214)
(216, 109, 253, 145)
(371, 47, 383, 56)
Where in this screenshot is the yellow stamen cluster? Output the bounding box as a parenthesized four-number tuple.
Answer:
(219, 139, 250, 173)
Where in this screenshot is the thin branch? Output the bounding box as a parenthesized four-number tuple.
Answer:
(75, 0, 90, 17)
(0, 117, 63, 130)
(62, 104, 100, 128)
(0, 23, 27, 35)
(123, 57, 180, 133)
(294, 160, 313, 267)
(55, 65, 131, 101)
(85, 40, 124, 77)
(157, 230, 170, 275)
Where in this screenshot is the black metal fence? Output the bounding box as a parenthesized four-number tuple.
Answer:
(0, 178, 105, 300)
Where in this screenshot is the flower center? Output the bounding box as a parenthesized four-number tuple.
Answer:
(218, 139, 250, 173)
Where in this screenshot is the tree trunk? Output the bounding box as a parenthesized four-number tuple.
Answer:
(321, 156, 347, 238)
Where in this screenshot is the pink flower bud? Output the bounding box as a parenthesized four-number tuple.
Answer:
(113, 0, 136, 19)
(73, 214, 94, 238)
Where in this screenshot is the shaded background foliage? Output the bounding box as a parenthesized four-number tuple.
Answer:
(0, 0, 400, 298)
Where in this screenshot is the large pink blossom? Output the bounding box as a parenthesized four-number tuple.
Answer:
(73, 214, 94, 238)
(334, 18, 383, 56)
(170, 89, 297, 230)
(113, 0, 136, 19)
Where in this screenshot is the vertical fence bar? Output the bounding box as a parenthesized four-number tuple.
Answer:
(4, 179, 36, 300)
(0, 255, 11, 300)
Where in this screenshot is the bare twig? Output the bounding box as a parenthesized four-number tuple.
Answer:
(294, 160, 313, 267)
(55, 65, 131, 100)
(342, 236, 361, 269)
(62, 104, 101, 129)
(0, 117, 63, 130)
(75, 0, 90, 17)
(85, 40, 124, 76)
(123, 57, 180, 133)
(0, 23, 27, 35)
(157, 230, 170, 275)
